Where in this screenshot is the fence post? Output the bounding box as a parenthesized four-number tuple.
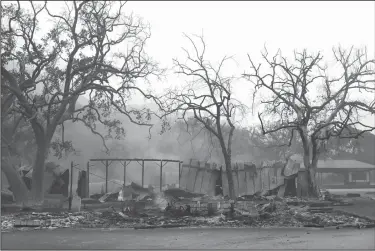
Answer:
(199, 163, 208, 193)
(260, 162, 263, 191)
(275, 165, 278, 185)
(123, 161, 127, 186)
(268, 167, 271, 190)
(236, 163, 240, 196)
(252, 174, 256, 194)
(86, 162, 90, 198)
(207, 164, 214, 196)
(69, 161, 73, 210)
(186, 159, 192, 190)
(244, 164, 248, 195)
(160, 160, 163, 192)
(193, 161, 200, 192)
(142, 160, 145, 188)
(178, 161, 181, 187)
(105, 160, 108, 194)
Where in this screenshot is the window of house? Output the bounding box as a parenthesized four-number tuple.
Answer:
(350, 172, 369, 182)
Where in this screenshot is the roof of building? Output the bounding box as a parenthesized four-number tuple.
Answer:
(298, 159, 375, 170)
(317, 159, 375, 169)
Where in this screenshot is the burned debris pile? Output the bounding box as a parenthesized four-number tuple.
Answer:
(2, 187, 374, 232)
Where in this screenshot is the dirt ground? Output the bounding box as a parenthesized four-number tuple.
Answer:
(2, 227, 374, 249)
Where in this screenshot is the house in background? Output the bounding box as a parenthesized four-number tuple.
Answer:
(315, 159, 375, 189)
(298, 159, 375, 191)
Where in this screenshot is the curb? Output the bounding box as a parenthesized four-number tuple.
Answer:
(303, 224, 375, 229)
(134, 224, 188, 230)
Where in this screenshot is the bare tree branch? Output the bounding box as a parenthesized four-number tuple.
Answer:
(244, 46, 375, 197)
(158, 34, 247, 199)
(1, 1, 164, 201)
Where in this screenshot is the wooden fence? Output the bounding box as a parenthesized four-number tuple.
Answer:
(179, 160, 286, 197)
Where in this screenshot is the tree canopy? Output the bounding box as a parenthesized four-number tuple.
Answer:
(244, 47, 375, 196)
(1, 1, 164, 202)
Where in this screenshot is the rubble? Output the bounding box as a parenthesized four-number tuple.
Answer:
(319, 190, 353, 206)
(257, 202, 277, 213)
(95, 182, 155, 204)
(346, 193, 361, 198)
(307, 207, 333, 213)
(1, 211, 86, 231)
(1, 189, 14, 204)
(283, 196, 308, 206)
(164, 188, 203, 200)
(2, 193, 375, 232)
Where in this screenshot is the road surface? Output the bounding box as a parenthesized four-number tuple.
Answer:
(2, 227, 375, 249)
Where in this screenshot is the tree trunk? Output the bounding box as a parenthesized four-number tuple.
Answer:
(306, 164, 319, 197)
(224, 155, 235, 199)
(31, 144, 48, 204)
(1, 160, 30, 205)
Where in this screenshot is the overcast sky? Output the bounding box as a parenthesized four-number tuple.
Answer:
(124, 1, 375, 127)
(10, 1, 375, 128)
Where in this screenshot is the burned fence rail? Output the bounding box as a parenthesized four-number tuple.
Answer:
(89, 158, 183, 192)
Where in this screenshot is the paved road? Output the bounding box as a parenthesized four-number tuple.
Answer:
(2, 227, 375, 250)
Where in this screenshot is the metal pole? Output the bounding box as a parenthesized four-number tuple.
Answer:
(86, 162, 90, 198)
(105, 160, 108, 193)
(142, 160, 145, 188)
(160, 160, 163, 192)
